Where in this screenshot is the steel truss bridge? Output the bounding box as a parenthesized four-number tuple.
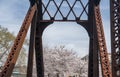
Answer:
(0, 0, 120, 77)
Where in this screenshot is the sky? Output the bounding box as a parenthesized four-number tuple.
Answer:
(0, 0, 110, 57)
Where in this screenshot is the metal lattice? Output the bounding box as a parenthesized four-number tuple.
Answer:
(42, 0, 89, 21)
(110, 0, 120, 77)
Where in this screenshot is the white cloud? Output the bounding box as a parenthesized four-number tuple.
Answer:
(0, 0, 29, 27)
(42, 22, 89, 57)
(0, 0, 111, 57)
(0, 0, 30, 35)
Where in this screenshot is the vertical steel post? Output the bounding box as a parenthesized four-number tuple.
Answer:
(26, 12, 37, 77)
(35, 0, 44, 76)
(35, 25, 44, 77)
(78, 1, 99, 77)
(35, 22, 52, 77)
(35, 0, 53, 77)
(88, 0, 99, 77)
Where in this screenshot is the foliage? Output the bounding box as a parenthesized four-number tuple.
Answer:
(43, 46, 88, 77)
(0, 26, 27, 72)
(0, 26, 15, 53)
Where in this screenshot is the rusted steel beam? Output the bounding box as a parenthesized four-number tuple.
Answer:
(0, 5, 36, 77)
(94, 6, 112, 77)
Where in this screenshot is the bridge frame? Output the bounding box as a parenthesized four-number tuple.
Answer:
(27, 0, 100, 77)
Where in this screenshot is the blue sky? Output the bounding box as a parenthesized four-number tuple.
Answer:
(0, 0, 110, 57)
